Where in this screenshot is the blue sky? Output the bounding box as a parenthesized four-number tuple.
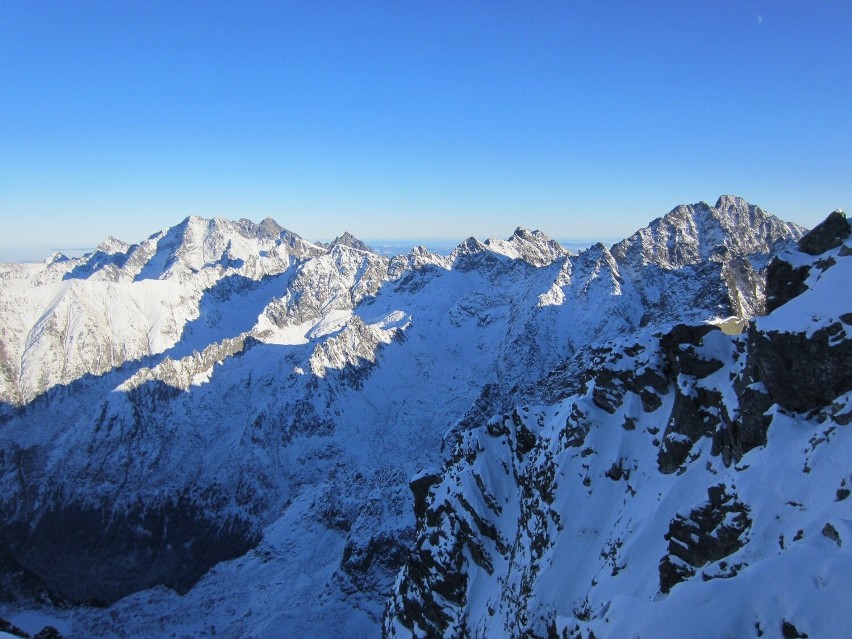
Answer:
(1, 1, 850, 260)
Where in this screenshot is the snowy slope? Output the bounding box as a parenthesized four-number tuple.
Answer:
(0, 197, 807, 638)
(385, 211, 851, 639)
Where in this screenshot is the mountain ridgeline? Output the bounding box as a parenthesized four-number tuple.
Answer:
(0, 196, 847, 638)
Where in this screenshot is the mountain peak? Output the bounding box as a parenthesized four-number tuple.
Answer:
(45, 251, 69, 265)
(511, 226, 535, 239)
(178, 214, 207, 228)
(484, 228, 568, 266)
(612, 196, 804, 272)
(713, 194, 749, 211)
(258, 217, 286, 238)
(454, 236, 488, 254)
(329, 232, 374, 253)
(95, 236, 131, 255)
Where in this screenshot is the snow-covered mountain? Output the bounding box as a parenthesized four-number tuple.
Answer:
(385, 210, 851, 639)
(0, 196, 822, 638)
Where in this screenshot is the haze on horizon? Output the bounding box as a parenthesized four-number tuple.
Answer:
(1, 1, 850, 262)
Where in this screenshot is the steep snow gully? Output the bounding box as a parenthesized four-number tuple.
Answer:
(0, 197, 848, 638)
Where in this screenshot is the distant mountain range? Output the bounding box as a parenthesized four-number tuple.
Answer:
(0, 196, 848, 639)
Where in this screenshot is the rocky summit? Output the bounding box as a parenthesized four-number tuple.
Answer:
(1, 198, 848, 638)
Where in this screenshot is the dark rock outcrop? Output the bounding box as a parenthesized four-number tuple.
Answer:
(661, 324, 724, 378)
(340, 532, 411, 594)
(764, 258, 811, 313)
(410, 470, 442, 520)
(749, 322, 852, 413)
(587, 344, 667, 416)
(797, 210, 849, 255)
(659, 484, 751, 593)
(712, 381, 774, 467)
(782, 620, 809, 638)
(658, 325, 726, 473)
(766, 209, 849, 312)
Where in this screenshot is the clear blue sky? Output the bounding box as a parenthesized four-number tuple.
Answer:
(1, 1, 850, 260)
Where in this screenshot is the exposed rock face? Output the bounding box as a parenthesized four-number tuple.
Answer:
(797, 209, 849, 255)
(657, 324, 726, 472)
(658, 484, 751, 593)
(765, 257, 811, 313)
(750, 321, 852, 413)
(765, 209, 850, 312)
(654, 321, 785, 471)
(756, 210, 852, 412)
(410, 470, 442, 521)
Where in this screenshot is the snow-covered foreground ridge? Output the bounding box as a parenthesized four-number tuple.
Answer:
(0, 196, 842, 638)
(386, 210, 852, 639)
